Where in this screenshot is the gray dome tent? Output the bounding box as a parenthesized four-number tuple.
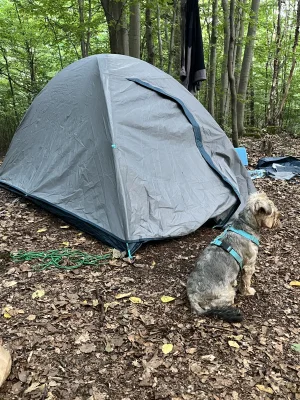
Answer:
(0, 54, 254, 254)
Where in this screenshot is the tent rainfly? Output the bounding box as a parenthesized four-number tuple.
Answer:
(0, 54, 254, 254)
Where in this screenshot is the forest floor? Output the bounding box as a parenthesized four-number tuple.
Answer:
(0, 135, 299, 400)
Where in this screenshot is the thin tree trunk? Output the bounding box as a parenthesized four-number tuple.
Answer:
(78, 0, 86, 58)
(207, 0, 218, 117)
(276, 0, 300, 121)
(228, 0, 238, 147)
(157, 4, 163, 69)
(234, 0, 246, 89)
(249, 64, 255, 126)
(1, 48, 19, 123)
(168, 0, 178, 74)
(146, 3, 155, 65)
(129, 2, 141, 58)
(220, 0, 230, 128)
(86, 0, 92, 56)
(267, 0, 282, 126)
(237, 0, 260, 137)
(46, 17, 64, 69)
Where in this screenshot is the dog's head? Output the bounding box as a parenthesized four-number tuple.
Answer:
(247, 192, 281, 229)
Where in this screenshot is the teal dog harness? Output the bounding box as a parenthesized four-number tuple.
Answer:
(211, 226, 259, 269)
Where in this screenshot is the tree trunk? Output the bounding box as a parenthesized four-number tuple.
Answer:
(237, 0, 260, 137)
(86, 0, 92, 56)
(276, 0, 300, 121)
(249, 64, 255, 126)
(146, 3, 155, 65)
(157, 4, 163, 69)
(0, 48, 19, 123)
(234, 0, 246, 89)
(78, 0, 87, 58)
(207, 0, 218, 117)
(168, 0, 178, 74)
(101, 0, 129, 54)
(219, 0, 230, 128)
(129, 2, 140, 58)
(228, 0, 238, 147)
(267, 0, 282, 126)
(46, 17, 64, 69)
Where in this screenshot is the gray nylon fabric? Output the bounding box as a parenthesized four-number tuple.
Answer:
(0, 54, 254, 246)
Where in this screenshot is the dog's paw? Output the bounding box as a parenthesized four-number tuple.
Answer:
(246, 287, 256, 296)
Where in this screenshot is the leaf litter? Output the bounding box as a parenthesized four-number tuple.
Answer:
(0, 134, 300, 399)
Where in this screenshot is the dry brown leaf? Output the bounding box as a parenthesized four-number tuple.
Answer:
(79, 343, 96, 353)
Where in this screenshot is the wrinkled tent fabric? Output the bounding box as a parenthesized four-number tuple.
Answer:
(0, 54, 255, 254)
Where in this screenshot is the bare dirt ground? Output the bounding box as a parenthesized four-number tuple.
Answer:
(0, 135, 299, 400)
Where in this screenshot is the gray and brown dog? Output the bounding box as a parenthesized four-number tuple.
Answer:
(187, 192, 281, 322)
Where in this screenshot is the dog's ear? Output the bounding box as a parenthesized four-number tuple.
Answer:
(250, 196, 273, 216)
(254, 200, 272, 215)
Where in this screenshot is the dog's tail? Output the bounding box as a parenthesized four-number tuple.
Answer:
(204, 306, 243, 323)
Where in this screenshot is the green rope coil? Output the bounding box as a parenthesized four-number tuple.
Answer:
(11, 249, 112, 271)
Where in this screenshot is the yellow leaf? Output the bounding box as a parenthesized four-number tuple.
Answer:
(32, 289, 45, 299)
(115, 292, 132, 299)
(290, 280, 300, 287)
(129, 297, 143, 304)
(3, 312, 11, 319)
(60, 225, 70, 229)
(256, 385, 274, 394)
(229, 335, 243, 341)
(161, 343, 173, 354)
(104, 301, 119, 311)
(92, 299, 99, 307)
(161, 295, 176, 303)
(27, 315, 36, 321)
(151, 261, 156, 266)
(37, 228, 47, 233)
(82, 300, 88, 305)
(62, 241, 69, 247)
(228, 340, 240, 349)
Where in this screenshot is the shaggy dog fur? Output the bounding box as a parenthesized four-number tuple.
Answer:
(187, 192, 281, 322)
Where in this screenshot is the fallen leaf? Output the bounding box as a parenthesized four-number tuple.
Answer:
(92, 299, 99, 307)
(115, 292, 131, 299)
(229, 335, 243, 341)
(256, 384, 274, 394)
(37, 228, 47, 233)
(105, 343, 113, 353)
(60, 225, 69, 229)
(186, 347, 197, 355)
(201, 354, 216, 362)
(32, 289, 45, 299)
(3, 281, 17, 288)
(129, 296, 143, 304)
(0, 346, 12, 388)
(79, 343, 96, 353)
(112, 249, 126, 259)
(228, 340, 240, 349)
(62, 241, 69, 247)
(104, 301, 119, 311)
(161, 343, 173, 354)
(161, 295, 176, 303)
(26, 315, 36, 321)
(24, 382, 45, 394)
(289, 280, 300, 286)
(3, 313, 11, 319)
(75, 332, 90, 344)
(291, 343, 300, 352)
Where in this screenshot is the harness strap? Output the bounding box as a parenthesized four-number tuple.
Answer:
(227, 227, 260, 246)
(211, 226, 259, 270)
(212, 238, 243, 269)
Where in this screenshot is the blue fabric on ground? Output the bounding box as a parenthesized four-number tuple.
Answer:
(256, 156, 300, 180)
